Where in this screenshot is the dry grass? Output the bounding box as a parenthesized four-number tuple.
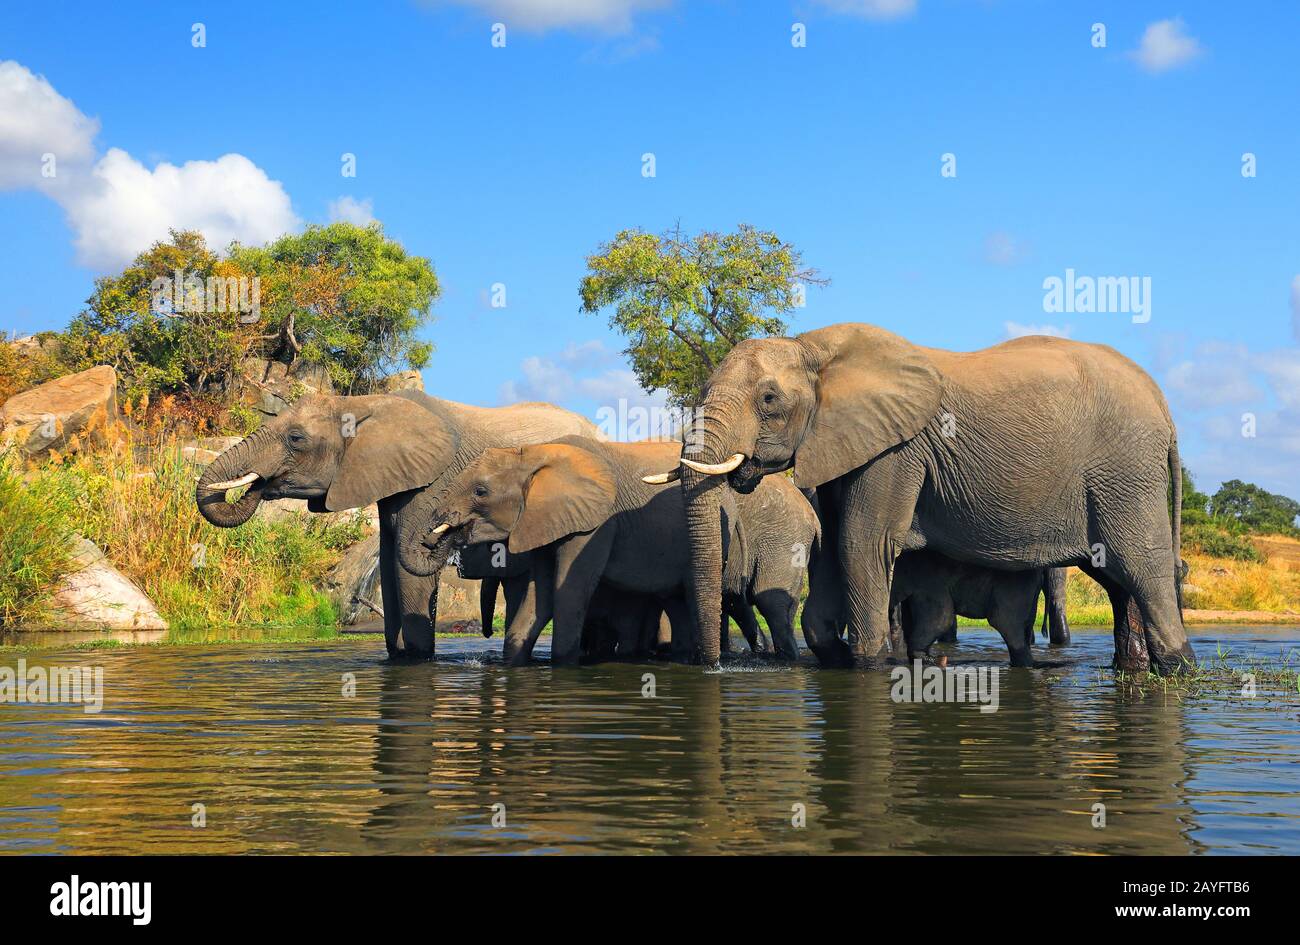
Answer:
(5, 430, 369, 631)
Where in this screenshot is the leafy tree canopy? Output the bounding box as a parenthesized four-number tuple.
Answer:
(580, 224, 825, 409)
(230, 222, 438, 394)
(59, 223, 438, 405)
(1210, 479, 1300, 535)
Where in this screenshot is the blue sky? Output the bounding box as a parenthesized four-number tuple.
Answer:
(2, 1, 1297, 496)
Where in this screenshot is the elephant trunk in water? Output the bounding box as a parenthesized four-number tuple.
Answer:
(195, 427, 277, 528)
(680, 391, 755, 666)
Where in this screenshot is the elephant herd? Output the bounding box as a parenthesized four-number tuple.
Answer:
(196, 322, 1195, 675)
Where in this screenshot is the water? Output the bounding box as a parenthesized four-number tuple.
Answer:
(1, 628, 1298, 854)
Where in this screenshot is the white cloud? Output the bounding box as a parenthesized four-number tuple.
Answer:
(434, 0, 671, 33)
(1005, 322, 1071, 339)
(0, 60, 98, 190)
(0, 59, 298, 271)
(328, 196, 376, 226)
(814, 0, 917, 20)
(1162, 341, 1300, 496)
(498, 339, 668, 418)
(1131, 18, 1203, 73)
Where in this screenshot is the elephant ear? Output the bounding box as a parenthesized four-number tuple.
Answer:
(326, 396, 458, 511)
(509, 444, 617, 554)
(792, 323, 944, 489)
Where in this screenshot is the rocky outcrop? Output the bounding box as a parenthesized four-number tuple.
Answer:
(49, 537, 168, 631)
(235, 357, 334, 418)
(180, 435, 244, 467)
(0, 365, 118, 458)
(380, 370, 424, 393)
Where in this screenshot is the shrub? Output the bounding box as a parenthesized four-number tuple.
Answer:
(0, 447, 78, 626)
(1183, 522, 1264, 562)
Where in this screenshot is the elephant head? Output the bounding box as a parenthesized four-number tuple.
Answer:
(400, 442, 618, 576)
(195, 393, 457, 528)
(647, 324, 944, 665)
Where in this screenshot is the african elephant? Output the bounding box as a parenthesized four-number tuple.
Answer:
(194, 391, 599, 658)
(648, 323, 1192, 674)
(404, 436, 816, 665)
(889, 552, 1063, 667)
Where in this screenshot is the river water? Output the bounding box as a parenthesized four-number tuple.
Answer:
(1, 627, 1298, 854)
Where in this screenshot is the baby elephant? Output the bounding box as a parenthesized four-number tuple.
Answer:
(891, 551, 1061, 667)
(418, 436, 815, 665)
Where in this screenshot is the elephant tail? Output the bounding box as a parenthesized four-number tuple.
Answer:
(1169, 437, 1183, 614)
(1039, 570, 1050, 639)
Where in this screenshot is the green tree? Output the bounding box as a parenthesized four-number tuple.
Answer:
(579, 224, 825, 409)
(230, 222, 438, 394)
(1178, 466, 1211, 525)
(60, 230, 258, 402)
(1210, 479, 1300, 535)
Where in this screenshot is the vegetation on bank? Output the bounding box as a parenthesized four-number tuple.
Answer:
(0, 433, 368, 632)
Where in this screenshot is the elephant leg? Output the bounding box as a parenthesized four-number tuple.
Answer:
(753, 588, 800, 661)
(726, 593, 767, 654)
(1090, 503, 1193, 674)
(377, 513, 404, 658)
(888, 600, 906, 656)
(501, 575, 529, 639)
(665, 597, 695, 663)
(800, 483, 852, 665)
(503, 552, 555, 666)
(1044, 567, 1071, 645)
(1083, 564, 1149, 673)
(550, 530, 614, 666)
(936, 619, 958, 645)
(479, 576, 500, 638)
(905, 594, 953, 662)
(840, 459, 924, 669)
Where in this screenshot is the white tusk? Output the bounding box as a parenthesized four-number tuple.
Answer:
(202, 472, 260, 492)
(679, 453, 745, 476)
(642, 470, 681, 485)
(429, 522, 451, 536)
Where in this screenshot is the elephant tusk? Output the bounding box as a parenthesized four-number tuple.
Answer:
(679, 453, 746, 476)
(642, 470, 681, 485)
(202, 472, 260, 492)
(428, 522, 452, 536)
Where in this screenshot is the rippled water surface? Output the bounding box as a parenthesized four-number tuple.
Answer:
(2, 627, 1298, 854)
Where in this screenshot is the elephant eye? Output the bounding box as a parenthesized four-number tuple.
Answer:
(287, 432, 307, 446)
(473, 484, 489, 498)
(762, 391, 778, 407)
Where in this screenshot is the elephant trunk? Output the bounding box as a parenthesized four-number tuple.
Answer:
(680, 393, 752, 666)
(195, 428, 274, 528)
(395, 487, 453, 578)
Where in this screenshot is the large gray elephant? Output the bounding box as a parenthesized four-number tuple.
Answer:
(194, 391, 599, 658)
(647, 323, 1192, 674)
(403, 436, 817, 665)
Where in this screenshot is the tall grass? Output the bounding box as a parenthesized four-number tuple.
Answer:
(3, 432, 368, 631)
(0, 447, 79, 626)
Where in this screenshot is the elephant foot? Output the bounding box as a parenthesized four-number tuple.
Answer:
(385, 646, 435, 663)
(1008, 651, 1035, 669)
(1148, 641, 1196, 676)
(849, 652, 891, 671)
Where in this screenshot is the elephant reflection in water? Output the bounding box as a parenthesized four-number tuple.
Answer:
(803, 660, 1197, 854)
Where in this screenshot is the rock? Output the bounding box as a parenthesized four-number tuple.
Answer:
(380, 370, 424, 393)
(324, 534, 383, 625)
(49, 537, 168, 631)
(257, 499, 379, 532)
(322, 533, 499, 628)
(236, 357, 334, 418)
(0, 365, 118, 458)
(180, 435, 243, 468)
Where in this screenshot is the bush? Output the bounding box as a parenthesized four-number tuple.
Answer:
(17, 434, 367, 631)
(1184, 522, 1264, 562)
(0, 447, 78, 626)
